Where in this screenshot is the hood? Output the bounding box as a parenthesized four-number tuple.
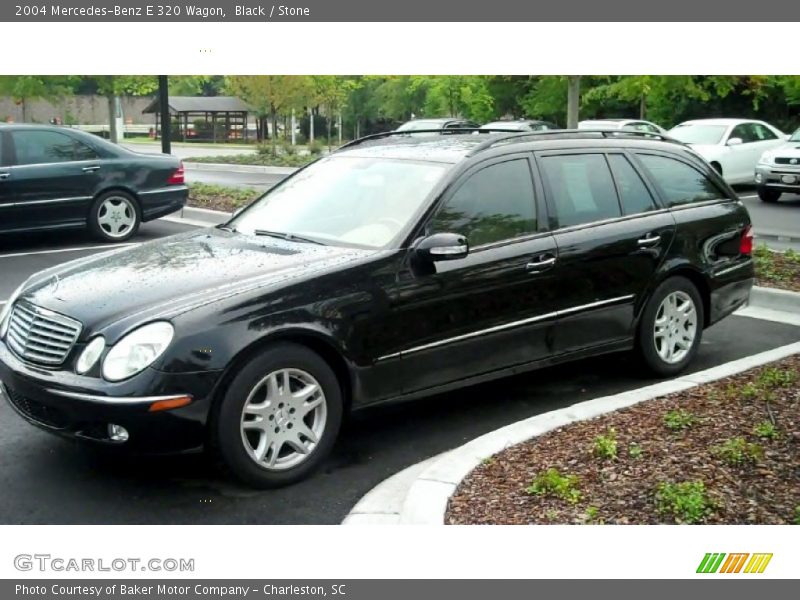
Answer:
(22, 228, 373, 335)
(772, 142, 800, 158)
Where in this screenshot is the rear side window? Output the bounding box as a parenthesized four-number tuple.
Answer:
(11, 130, 77, 165)
(636, 154, 722, 207)
(431, 158, 536, 247)
(607, 154, 657, 215)
(74, 140, 99, 161)
(541, 154, 621, 228)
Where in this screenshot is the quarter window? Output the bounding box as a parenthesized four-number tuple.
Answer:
(751, 123, 778, 141)
(637, 154, 722, 207)
(430, 158, 536, 247)
(11, 130, 77, 165)
(608, 154, 657, 215)
(541, 154, 621, 228)
(74, 140, 99, 161)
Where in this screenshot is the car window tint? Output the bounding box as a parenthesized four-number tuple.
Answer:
(637, 154, 722, 207)
(431, 158, 536, 247)
(541, 154, 621, 228)
(751, 123, 777, 141)
(607, 154, 657, 215)
(74, 140, 99, 161)
(730, 123, 756, 144)
(11, 130, 76, 165)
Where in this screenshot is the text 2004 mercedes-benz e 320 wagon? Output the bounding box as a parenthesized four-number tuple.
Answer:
(0, 129, 754, 487)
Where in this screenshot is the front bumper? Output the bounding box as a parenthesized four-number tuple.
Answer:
(0, 340, 221, 453)
(755, 164, 800, 194)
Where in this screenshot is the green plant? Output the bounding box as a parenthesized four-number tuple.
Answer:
(757, 367, 797, 389)
(526, 468, 582, 504)
(713, 437, 764, 466)
(663, 408, 696, 431)
(592, 428, 618, 460)
(740, 382, 760, 400)
(628, 442, 643, 459)
(753, 421, 779, 439)
(308, 140, 324, 155)
(584, 505, 604, 524)
(481, 457, 495, 466)
(279, 139, 297, 155)
(793, 506, 800, 525)
(256, 142, 276, 157)
(655, 481, 714, 524)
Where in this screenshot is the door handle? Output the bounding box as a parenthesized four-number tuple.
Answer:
(0, 173, 9, 180)
(526, 254, 557, 273)
(82, 166, 101, 173)
(637, 233, 661, 247)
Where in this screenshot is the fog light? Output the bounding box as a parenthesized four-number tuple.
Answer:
(107, 424, 129, 442)
(755, 172, 763, 183)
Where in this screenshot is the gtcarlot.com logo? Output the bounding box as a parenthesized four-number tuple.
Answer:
(14, 554, 195, 573)
(697, 553, 773, 574)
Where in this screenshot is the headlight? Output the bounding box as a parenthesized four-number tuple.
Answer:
(102, 322, 174, 382)
(0, 280, 29, 339)
(759, 152, 774, 165)
(76, 336, 106, 375)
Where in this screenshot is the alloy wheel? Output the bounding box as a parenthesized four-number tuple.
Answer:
(97, 196, 137, 239)
(653, 290, 697, 364)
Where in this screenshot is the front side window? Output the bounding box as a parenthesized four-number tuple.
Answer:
(669, 124, 727, 145)
(730, 123, 757, 144)
(541, 154, 621, 228)
(637, 154, 723, 207)
(751, 123, 778, 141)
(430, 158, 536, 247)
(230, 156, 450, 249)
(11, 130, 76, 165)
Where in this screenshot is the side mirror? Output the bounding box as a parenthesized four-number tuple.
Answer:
(414, 232, 469, 262)
(727, 137, 743, 146)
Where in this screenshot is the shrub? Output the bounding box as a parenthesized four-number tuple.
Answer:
(592, 428, 618, 460)
(753, 421, 778, 439)
(526, 468, 581, 504)
(663, 409, 696, 430)
(757, 367, 797, 389)
(655, 481, 714, 524)
(712, 437, 763, 466)
(308, 140, 324, 155)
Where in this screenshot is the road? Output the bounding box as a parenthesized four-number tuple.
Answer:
(737, 189, 800, 250)
(1, 219, 799, 524)
(121, 142, 255, 160)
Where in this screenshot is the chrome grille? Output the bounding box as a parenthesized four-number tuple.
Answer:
(775, 157, 800, 166)
(6, 301, 82, 366)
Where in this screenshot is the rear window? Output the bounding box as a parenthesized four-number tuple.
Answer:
(541, 154, 622, 228)
(636, 154, 723, 207)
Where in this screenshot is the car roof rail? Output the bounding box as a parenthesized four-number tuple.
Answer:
(336, 128, 522, 151)
(468, 128, 683, 154)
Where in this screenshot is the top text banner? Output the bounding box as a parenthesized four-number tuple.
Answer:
(3, 0, 799, 22)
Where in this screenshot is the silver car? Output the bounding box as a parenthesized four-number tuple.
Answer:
(755, 127, 800, 203)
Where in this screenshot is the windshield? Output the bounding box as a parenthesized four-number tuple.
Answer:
(669, 124, 727, 145)
(483, 121, 527, 131)
(396, 120, 445, 132)
(789, 128, 800, 142)
(229, 156, 450, 249)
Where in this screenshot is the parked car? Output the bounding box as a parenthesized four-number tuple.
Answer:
(396, 118, 479, 134)
(479, 119, 559, 131)
(754, 126, 800, 202)
(0, 124, 187, 242)
(579, 119, 667, 135)
(668, 119, 786, 185)
(0, 130, 754, 487)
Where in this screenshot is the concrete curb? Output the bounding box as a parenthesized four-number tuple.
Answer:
(750, 286, 800, 314)
(184, 162, 298, 176)
(394, 339, 800, 525)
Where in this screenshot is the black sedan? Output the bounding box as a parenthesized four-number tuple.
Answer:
(0, 124, 188, 242)
(0, 130, 754, 488)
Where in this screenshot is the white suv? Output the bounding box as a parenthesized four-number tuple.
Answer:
(755, 127, 800, 202)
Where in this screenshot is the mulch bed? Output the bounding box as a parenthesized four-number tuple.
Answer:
(754, 246, 800, 292)
(186, 183, 261, 213)
(447, 356, 800, 524)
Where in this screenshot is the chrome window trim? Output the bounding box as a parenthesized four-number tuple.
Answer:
(45, 389, 192, 405)
(377, 294, 635, 362)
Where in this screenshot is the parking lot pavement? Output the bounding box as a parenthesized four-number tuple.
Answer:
(1, 313, 797, 525)
(0, 220, 200, 299)
(736, 188, 800, 250)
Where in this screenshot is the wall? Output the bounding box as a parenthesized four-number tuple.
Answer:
(0, 95, 154, 125)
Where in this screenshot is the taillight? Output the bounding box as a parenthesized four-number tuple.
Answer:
(167, 162, 185, 185)
(740, 224, 753, 255)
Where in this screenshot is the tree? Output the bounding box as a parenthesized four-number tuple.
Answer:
(410, 75, 496, 122)
(225, 76, 312, 151)
(90, 76, 158, 143)
(312, 76, 357, 148)
(0, 76, 77, 122)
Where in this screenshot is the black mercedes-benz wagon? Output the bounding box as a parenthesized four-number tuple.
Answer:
(0, 129, 754, 487)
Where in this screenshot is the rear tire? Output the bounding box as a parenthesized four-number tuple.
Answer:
(89, 191, 141, 242)
(757, 186, 781, 203)
(213, 343, 343, 488)
(637, 276, 704, 377)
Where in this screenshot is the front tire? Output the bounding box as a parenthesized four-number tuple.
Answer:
(214, 343, 343, 488)
(638, 276, 704, 377)
(757, 186, 781, 203)
(89, 191, 141, 242)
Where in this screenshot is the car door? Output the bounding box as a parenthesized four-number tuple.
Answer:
(724, 123, 763, 182)
(750, 122, 785, 160)
(387, 153, 560, 393)
(0, 130, 13, 230)
(3, 128, 100, 232)
(536, 150, 676, 353)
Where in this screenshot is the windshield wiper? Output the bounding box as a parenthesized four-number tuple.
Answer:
(253, 229, 325, 245)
